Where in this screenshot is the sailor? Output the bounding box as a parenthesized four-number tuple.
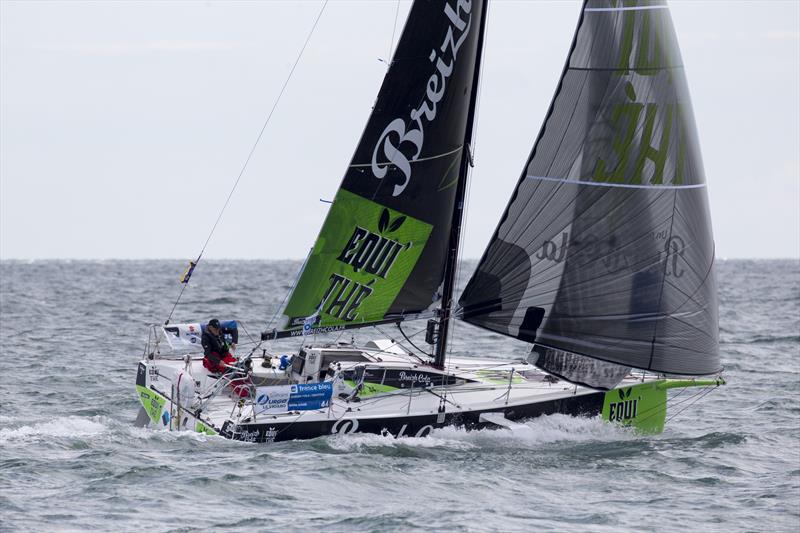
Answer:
(201, 318, 238, 373)
(201, 319, 249, 397)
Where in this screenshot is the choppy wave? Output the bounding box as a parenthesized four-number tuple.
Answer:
(0, 416, 110, 444)
(1, 259, 798, 532)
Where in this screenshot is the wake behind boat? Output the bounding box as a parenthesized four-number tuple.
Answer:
(136, 0, 725, 443)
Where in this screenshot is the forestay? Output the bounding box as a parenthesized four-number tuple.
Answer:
(459, 0, 719, 380)
(279, 0, 487, 337)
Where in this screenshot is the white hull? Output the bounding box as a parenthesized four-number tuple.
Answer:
(134, 339, 715, 443)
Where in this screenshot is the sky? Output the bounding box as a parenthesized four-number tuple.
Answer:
(1, 0, 798, 260)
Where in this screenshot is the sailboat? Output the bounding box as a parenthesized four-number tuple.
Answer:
(135, 0, 725, 443)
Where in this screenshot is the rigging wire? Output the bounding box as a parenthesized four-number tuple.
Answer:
(163, 0, 330, 326)
(665, 385, 718, 424)
(265, 248, 313, 333)
(388, 0, 401, 64)
(372, 324, 427, 364)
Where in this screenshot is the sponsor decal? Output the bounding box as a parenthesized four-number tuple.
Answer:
(311, 210, 410, 322)
(289, 325, 345, 338)
(254, 383, 333, 414)
(288, 382, 333, 411)
(615, 1, 674, 77)
(195, 421, 217, 436)
(136, 385, 166, 425)
(254, 387, 291, 414)
(592, 82, 689, 187)
(371, 0, 473, 196)
(162, 323, 204, 349)
(590, 2, 691, 186)
(283, 189, 432, 330)
(398, 371, 432, 386)
(331, 418, 360, 435)
(236, 428, 261, 443)
(606, 387, 640, 423)
(380, 424, 435, 438)
(536, 230, 686, 278)
(264, 427, 279, 444)
(333, 419, 437, 439)
(601, 381, 667, 434)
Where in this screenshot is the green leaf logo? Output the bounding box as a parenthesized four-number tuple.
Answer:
(377, 209, 406, 234)
(378, 209, 390, 233)
(388, 216, 406, 232)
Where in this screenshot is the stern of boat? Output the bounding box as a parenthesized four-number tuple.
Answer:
(134, 358, 219, 436)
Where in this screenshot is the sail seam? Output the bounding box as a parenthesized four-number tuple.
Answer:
(349, 145, 463, 168)
(584, 6, 668, 12)
(525, 175, 706, 190)
(568, 66, 683, 72)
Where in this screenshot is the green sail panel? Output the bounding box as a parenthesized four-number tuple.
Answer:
(459, 0, 719, 379)
(282, 189, 433, 329)
(280, 0, 488, 334)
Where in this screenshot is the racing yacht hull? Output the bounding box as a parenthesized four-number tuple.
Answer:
(135, 341, 724, 443)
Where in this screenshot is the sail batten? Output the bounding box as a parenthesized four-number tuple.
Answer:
(459, 0, 719, 381)
(350, 146, 464, 168)
(526, 175, 705, 189)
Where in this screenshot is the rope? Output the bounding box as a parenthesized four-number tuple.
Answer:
(163, 0, 329, 325)
(397, 322, 431, 358)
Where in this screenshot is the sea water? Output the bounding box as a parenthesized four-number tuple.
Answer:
(0, 259, 798, 532)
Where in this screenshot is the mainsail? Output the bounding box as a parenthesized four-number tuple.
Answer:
(278, 0, 488, 337)
(459, 0, 719, 381)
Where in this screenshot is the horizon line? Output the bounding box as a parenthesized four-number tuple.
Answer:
(1, 256, 799, 262)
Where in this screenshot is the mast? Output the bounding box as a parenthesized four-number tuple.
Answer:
(434, 0, 490, 369)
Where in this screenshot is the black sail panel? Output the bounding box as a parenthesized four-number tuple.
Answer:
(281, 1, 487, 333)
(460, 0, 719, 377)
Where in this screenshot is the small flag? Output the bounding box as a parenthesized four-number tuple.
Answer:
(302, 310, 320, 336)
(180, 261, 197, 284)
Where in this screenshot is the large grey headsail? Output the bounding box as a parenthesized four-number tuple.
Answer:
(266, 0, 488, 340)
(459, 0, 719, 386)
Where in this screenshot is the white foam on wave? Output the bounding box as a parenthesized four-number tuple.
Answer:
(124, 424, 222, 444)
(323, 414, 632, 452)
(431, 414, 633, 448)
(0, 415, 220, 447)
(0, 416, 110, 444)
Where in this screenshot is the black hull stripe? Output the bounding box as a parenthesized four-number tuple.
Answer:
(221, 392, 605, 443)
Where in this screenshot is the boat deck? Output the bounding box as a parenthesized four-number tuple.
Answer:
(143, 352, 656, 432)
